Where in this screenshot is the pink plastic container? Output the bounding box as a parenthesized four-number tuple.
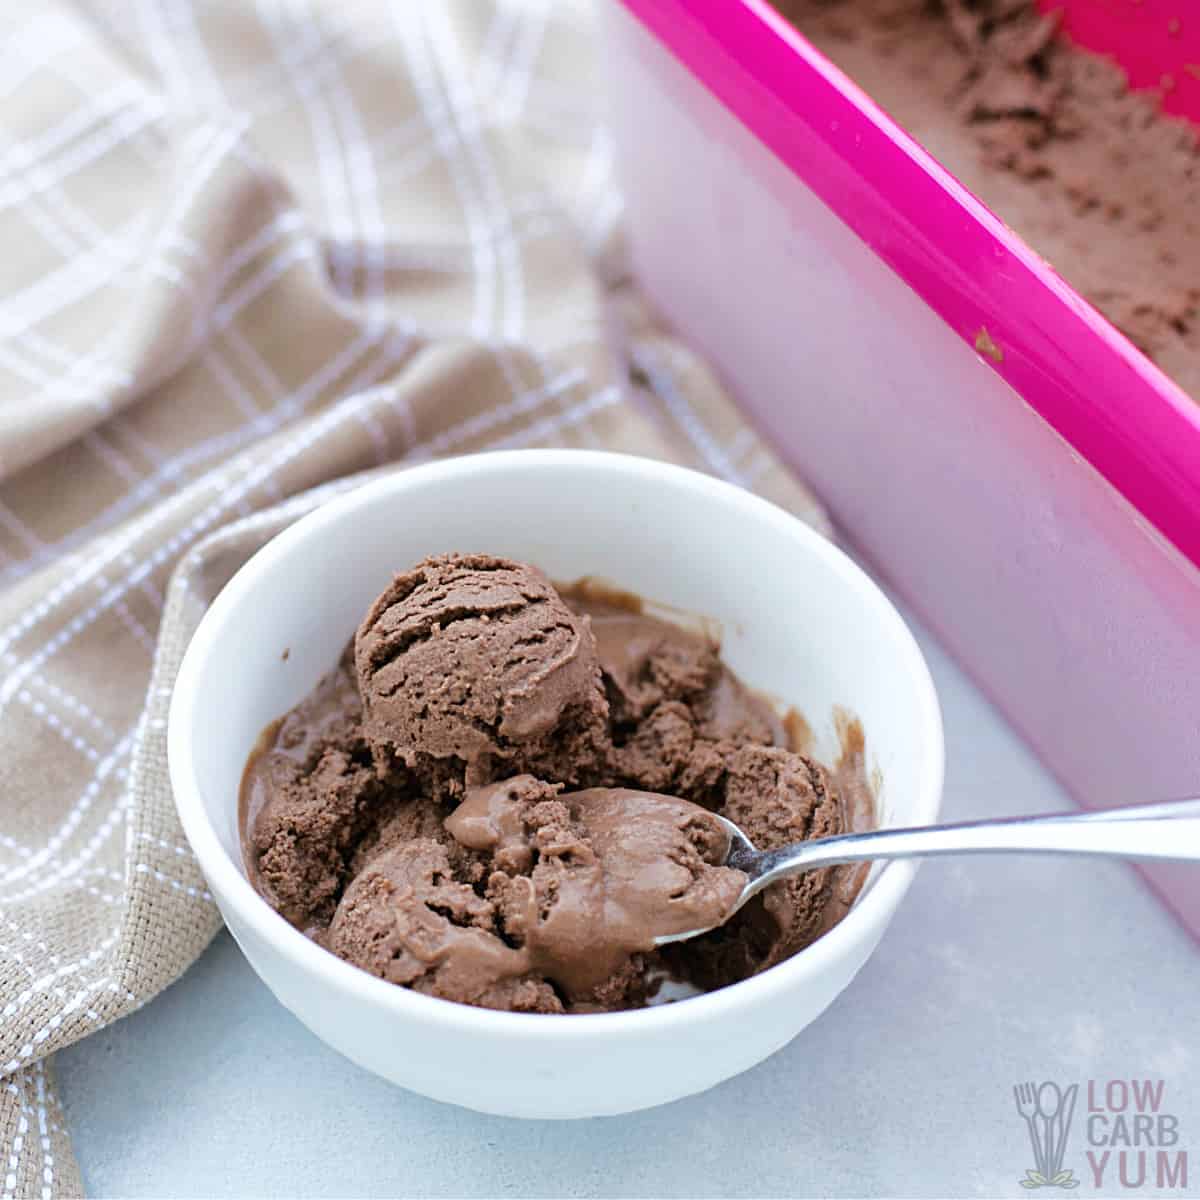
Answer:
(602, 0, 1200, 938)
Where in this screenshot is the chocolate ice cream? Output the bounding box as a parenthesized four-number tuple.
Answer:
(773, 0, 1200, 398)
(356, 554, 609, 796)
(241, 554, 874, 1013)
(242, 645, 383, 934)
(566, 585, 787, 804)
(326, 775, 744, 1011)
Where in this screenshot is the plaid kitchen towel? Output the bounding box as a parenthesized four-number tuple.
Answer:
(0, 1, 831, 1195)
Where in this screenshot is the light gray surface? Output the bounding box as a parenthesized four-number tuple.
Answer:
(57, 620, 1200, 1198)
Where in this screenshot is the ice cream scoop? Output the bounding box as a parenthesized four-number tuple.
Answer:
(355, 554, 610, 790)
(655, 797, 1200, 946)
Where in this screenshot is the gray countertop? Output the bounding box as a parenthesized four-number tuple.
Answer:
(56, 612, 1200, 1198)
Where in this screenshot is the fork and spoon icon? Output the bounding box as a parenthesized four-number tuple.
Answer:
(1014, 1081, 1080, 1188)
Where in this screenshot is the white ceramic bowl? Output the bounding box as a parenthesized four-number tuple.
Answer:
(169, 449, 943, 1118)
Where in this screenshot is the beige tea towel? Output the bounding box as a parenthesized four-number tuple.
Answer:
(0, 2, 830, 1195)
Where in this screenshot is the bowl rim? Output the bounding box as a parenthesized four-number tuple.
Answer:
(168, 448, 945, 1037)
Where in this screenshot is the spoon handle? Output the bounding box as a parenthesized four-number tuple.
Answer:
(736, 798, 1200, 896)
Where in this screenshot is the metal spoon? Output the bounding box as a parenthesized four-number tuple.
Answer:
(655, 797, 1200, 946)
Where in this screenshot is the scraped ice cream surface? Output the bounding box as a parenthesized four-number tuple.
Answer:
(772, 0, 1200, 399)
(241, 554, 873, 1013)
